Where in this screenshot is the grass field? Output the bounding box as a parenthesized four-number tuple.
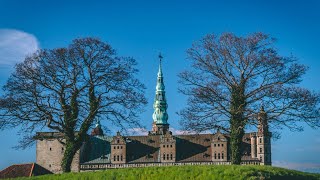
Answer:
(13, 165, 320, 180)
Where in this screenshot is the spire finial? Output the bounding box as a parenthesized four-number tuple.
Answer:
(159, 52, 163, 62)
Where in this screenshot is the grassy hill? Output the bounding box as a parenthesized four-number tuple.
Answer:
(13, 165, 320, 180)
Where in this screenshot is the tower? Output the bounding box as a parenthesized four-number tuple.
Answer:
(256, 106, 272, 165)
(151, 54, 169, 135)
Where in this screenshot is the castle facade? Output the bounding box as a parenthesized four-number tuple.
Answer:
(35, 57, 271, 173)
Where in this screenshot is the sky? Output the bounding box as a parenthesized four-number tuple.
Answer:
(0, 0, 320, 173)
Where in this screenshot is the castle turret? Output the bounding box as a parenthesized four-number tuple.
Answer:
(256, 106, 272, 165)
(90, 120, 104, 136)
(151, 54, 169, 135)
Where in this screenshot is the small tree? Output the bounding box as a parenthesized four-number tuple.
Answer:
(178, 32, 320, 164)
(0, 38, 147, 172)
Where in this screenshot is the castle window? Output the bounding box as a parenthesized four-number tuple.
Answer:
(218, 137, 220, 141)
(260, 148, 262, 153)
(114, 146, 116, 149)
(218, 144, 220, 147)
(167, 154, 169, 160)
(49, 164, 51, 168)
(214, 152, 217, 159)
(163, 145, 165, 148)
(121, 155, 123, 161)
(117, 139, 120, 143)
(214, 144, 216, 147)
(260, 156, 262, 161)
(114, 156, 116, 161)
(117, 146, 119, 149)
(222, 152, 224, 159)
(170, 153, 173, 160)
(121, 146, 123, 149)
(170, 144, 172, 148)
(117, 155, 119, 161)
(49, 147, 52, 151)
(167, 145, 169, 148)
(218, 153, 220, 159)
(259, 138, 262, 143)
(221, 144, 224, 147)
(163, 153, 166, 160)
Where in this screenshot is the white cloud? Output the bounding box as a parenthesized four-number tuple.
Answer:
(126, 127, 213, 136)
(127, 128, 148, 135)
(0, 29, 39, 67)
(273, 160, 320, 173)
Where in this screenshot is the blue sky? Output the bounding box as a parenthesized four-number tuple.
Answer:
(0, 0, 319, 173)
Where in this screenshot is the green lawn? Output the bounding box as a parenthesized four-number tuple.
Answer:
(14, 165, 320, 180)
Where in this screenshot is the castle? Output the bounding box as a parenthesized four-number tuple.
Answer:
(34, 57, 272, 173)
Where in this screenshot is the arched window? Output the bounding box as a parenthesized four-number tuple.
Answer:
(218, 153, 220, 159)
(167, 154, 169, 160)
(260, 148, 262, 153)
(170, 144, 172, 148)
(121, 146, 123, 149)
(167, 145, 169, 148)
(117, 146, 119, 149)
(163, 153, 166, 160)
(117, 155, 119, 161)
(163, 145, 165, 148)
(114, 156, 116, 161)
(222, 152, 224, 159)
(259, 138, 262, 143)
(170, 153, 173, 160)
(260, 156, 262, 161)
(114, 146, 116, 149)
(214, 152, 217, 159)
(117, 139, 120, 143)
(121, 155, 123, 161)
(218, 144, 220, 147)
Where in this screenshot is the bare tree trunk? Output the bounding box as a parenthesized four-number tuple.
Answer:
(61, 140, 78, 172)
(230, 85, 246, 164)
(230, 120, 244, 164)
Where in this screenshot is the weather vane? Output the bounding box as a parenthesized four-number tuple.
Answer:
(158, 52, 163, 63)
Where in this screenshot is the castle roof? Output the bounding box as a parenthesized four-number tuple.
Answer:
(80, 133, 257, 164)
(0, 163, 52, 178)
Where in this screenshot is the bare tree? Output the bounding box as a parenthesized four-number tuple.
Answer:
(0, 38, 147, 172)
(178, 32, 320, 164)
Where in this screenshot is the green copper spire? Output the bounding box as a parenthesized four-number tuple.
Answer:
(152, 54, 169, 125)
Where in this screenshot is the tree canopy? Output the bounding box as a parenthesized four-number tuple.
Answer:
(178, 32, 320, 164)
(0, 37, 147, 172)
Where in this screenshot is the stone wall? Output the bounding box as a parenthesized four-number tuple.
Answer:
(36, 139, 80, 174)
